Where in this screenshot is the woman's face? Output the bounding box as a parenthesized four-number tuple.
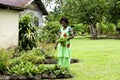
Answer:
(61, 21, 67, 27)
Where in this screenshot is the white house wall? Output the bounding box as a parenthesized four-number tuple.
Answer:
(0, 9, 19, 49)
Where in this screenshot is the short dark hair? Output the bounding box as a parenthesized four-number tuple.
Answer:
(60, 17, 69, 25)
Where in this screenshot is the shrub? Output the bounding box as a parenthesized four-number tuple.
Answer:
(74, 23, 89, 36)
(38, 21, 61, 43)
(0, 49, 14, 72)
(19, 48, 45, 64)
(100, 22, 116, 35)
(19, 15, 38, 50)
(106, 23, 116, 35)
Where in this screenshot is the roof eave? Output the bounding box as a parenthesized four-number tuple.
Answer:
(35, 0, 48, 15)
(0, 3, 24, 11)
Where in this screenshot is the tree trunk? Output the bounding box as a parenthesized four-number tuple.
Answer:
(90, 24, 97, 39)
(115, 23, 120, 34)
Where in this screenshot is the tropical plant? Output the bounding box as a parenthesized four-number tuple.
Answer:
(19, 15, 38, 50)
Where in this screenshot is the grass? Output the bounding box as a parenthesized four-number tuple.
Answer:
(68, 36, 120, 80)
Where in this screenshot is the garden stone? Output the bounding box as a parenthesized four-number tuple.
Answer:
(35, 75, 41, 80)
(19, 75, 27, 80)
(57, 74, 63, 78)
(4, 76, 11, 80)
(41, 73, 49, 79)
(64, 74, 73, 78)
(27, 75, 34, 80)
(10, 75, 19, 80)
(49, 73, 56, 79)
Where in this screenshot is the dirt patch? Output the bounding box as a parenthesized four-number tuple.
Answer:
(71, 58, 79, 63)
(36, 58, 79, 64)
(44, 59, 57, 64)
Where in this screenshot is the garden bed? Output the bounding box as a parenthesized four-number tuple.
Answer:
(0, 63, 73, 80)
(0, 49, 76, 80)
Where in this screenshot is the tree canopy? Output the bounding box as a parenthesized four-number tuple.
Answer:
(46, 0, 120, 38)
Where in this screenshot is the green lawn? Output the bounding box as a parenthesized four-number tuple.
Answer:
(69, 37, 120, 80)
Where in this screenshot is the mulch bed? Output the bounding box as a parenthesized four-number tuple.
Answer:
(39, 58, 79, 64)
(39, 55, 79, 64)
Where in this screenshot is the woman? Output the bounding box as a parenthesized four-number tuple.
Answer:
(55, 17, 74, 68)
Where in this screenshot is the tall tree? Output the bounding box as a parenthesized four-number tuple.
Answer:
(62, 0, 106, 39)
(106, 0, 120, 33)
(47, 0, 108, 39)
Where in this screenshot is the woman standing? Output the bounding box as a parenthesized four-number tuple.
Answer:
(55, 17, 74, 68)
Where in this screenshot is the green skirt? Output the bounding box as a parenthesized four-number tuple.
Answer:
(57, 43, 71, 68)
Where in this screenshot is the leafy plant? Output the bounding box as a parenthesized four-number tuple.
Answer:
(38, 21, 61, 43)
(8, 62, 71, 77)
(19, 15, 38, 50)
(20, 48, 45, 64)
(0, 49, 14, 72)
(57, 38, 67, 43)
(99, 22, 117, 35)
(74, 23, 89, 36)
(57, 38, 67, 47)
(53, 65, 70, 76)
(8, 61, 40, 75)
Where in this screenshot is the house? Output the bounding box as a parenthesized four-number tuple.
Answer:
(0, 0, 48, 49)
(20, 0, 48, 27)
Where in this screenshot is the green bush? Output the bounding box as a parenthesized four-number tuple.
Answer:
(74, 23, 89, 36)
(106, 23, 116, 35)
(0, 49, 14, 72)
(19, 48, 45, 64)
(97, 22, 106, 34)
(38, 21, 61, 43)
(100, 22, 116, 35)
(45, 49, 57, 60)
(19, 15, 38, 50)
